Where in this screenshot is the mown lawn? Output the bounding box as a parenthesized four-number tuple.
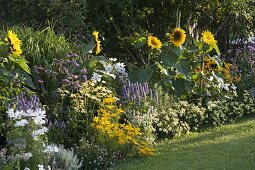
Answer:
(114, 116, 255, 170)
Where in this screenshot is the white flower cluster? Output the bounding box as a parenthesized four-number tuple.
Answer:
(210, 72, 237, 93)
(7, 108, 46, 125)
(43, 144, 59, 153)
(16, 152, 32, 161)
(38, 164, 51, 170)
(91, 58, 128, 83)
(32, 127, 49, 139)
(7, 108, 48, 139)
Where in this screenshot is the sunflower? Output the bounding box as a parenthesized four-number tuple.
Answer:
(5, 30, 22, 57)
(92, 31, 101, 54)
(170, 28, 186, 47)
(201, 30, 217, 45)
(147, 35, 162, 49)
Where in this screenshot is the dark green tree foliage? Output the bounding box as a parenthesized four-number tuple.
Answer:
(1, 0, 254, 63)
(0, 0, 87, 34)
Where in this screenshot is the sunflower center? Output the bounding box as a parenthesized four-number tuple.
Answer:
(151, 38, 158, 46)
(174, 32, 181, 40)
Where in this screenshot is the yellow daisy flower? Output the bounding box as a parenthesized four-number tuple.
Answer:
(147, 35, 162, 49)
(201, 30, 217, 45)
(92, 31, 101, 54)
(5, 30, 22, 57)
(170, 28, 186, 47)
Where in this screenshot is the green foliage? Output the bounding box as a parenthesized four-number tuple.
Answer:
(12, 26, 73, 67)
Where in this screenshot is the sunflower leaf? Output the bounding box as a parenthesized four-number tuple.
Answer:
(160, 51, 179, 67)
(128, 67, 153, 83)
(175, 60, 192, 79)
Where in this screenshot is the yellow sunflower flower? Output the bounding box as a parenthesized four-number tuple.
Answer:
(201, 30, 217, 45)
(92, 31, 101, 54)
(147, 35, 162, 49)
(5, 30, 22, 57)
(170, 28, 186, 47)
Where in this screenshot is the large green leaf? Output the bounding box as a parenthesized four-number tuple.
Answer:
(160, 51, 179, 67)
(18, 59, 31, 74)
(172, 78, 186, 95)
(128, 67, 153, 83)
(175, 60, 192, 79)
(9, 56, 31, 74)
(82, 41, 96, 54)
(172, 46, 182, 56)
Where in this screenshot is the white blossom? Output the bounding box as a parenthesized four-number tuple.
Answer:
(231, 84, 237, 91)
(21, 152, 32, 161)
(24, 167, 30, 170)
(103, 64, 113, 73)
(109, 58, 117, 62)
(43, 145, 59, 153)
(32, 127, 49, 138)
(97, 70, 116, 79)
(7, 109, 22, 119)
(14, 119, 28, 127)
(91, 72, 103, 82)
(114, 62, 126, 74)
(38, 164, 45, 170)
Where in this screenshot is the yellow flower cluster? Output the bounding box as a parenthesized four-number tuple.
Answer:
(93, 31, 101, 55)
(194, 58, 241, 83)
(194, 57, 220, 75)
(93, 97, 141, 145)
(92, 96, 155, 156)
(138, 141, 155, 156)
(222, 62, 240, 83)
(5, 30, 22, 57)
(71, 81, 114, 113)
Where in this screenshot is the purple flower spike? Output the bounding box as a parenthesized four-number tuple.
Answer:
(16, 92, 42, 111)
(121, 81, 157, 105)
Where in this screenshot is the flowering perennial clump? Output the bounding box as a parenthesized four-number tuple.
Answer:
(92, 96, 155, 155)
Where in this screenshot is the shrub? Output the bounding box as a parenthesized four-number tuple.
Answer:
(153, 86, 206, 139)
(205, 91, 255, 126)
(49, 145, 82, 170)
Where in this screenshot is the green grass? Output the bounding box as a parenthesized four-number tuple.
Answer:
(114, 116, 255, 170)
